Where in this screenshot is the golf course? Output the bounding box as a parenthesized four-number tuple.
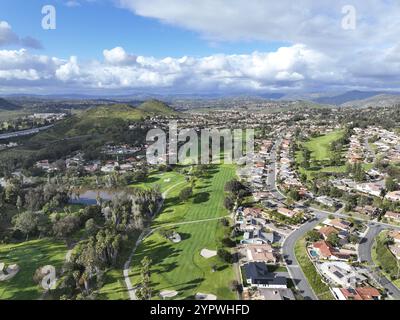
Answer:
(128, 164, 238, 300)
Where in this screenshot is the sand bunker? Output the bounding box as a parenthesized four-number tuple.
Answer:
(160, 290, 178, 299)
(195, 292, 217, 300)
(170, 233, 182, 243)
(0, 263, 20, 281)
(200, 249, 217, 259)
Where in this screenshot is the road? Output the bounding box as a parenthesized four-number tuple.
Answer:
(0, 125, 54, 140)
(281, 214, 325, 300)
(266, 140, 400, 300)
(358, 225, 400, 299)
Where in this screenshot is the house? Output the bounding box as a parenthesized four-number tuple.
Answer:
(385, 211, 400, 223)
(318, 262, 367, 288)
(333, 287, 381, 300)
(242, 262, 287, 289)
(258, 288, 295, 301)
(243, 207, 263, 217)
(311, 241, 352, 261)
(318, 226, 339, 240)
(316, 196, 337, 208)
(355, 206, 381, 218)
(324, 218, 352, 232)
(244, 244, 277, 263)
(241, 229, 275, 245)
(389, 231, 400, 244)
(389, 244, 400, 260)
(355, 182, 384, 197)
(277, 207, 297, 219)
(386, 191, 400, 202)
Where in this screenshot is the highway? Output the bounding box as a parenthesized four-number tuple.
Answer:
(0, 125, 53, 140)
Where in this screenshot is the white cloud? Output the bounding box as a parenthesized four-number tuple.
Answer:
(116, 0, 400, 55)
(103, 47, 137, 65)
(0, 20, 43, 49)
(56, 56, 80, 81)
(1, 43, 400, 93)
(0, 21, 18, 46)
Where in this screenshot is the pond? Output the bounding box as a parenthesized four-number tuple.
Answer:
(69, 190, 117, 205)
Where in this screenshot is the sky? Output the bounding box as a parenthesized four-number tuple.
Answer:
(0, 0, 400, 95)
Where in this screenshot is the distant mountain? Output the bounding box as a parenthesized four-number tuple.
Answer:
(313, 90, 400, 105)
(0, 97, 21, 110)
(341, 94, 400, 108)
(137, 99, 178, 115)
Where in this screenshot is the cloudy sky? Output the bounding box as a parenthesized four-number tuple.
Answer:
(0, 0, 400, 95)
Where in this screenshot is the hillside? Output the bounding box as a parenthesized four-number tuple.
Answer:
(311, 90, 400, 106)
(341, 94, 400, 108)
(44, 104, 145, 138)
(137, 99, 177, 115)
(0, 98, 21, 111)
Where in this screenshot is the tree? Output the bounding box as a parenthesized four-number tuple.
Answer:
(224, 196, 235, 211)
(327, 233, 340, 247)
(217, 249, 233, 263)
(13, 211, 39, 240)
(137, 256, 152, 300)
(179, 187, 193, 202)
(305, 230, 321, 242)
(53, 215, 80, 239)
(85, 219, 97, 237)
(386, 177, 398, 192)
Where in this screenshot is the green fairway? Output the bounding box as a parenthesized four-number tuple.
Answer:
(305, 130, 345, 161)
(294, 130, 372, 181)
(129, 164, 237, 300)
(0, 239, 68, 300)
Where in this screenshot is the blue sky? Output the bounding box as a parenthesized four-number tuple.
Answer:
(0, 0, 399, 95)
(0, 0, 286, 60)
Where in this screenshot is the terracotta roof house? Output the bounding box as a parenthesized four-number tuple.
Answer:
(318, 226, 339, 240)
(335, 287, 381, 300)
(312, 241, 351, 261)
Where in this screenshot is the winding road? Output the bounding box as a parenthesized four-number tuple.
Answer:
(267, 140, 400, 300)
(358, 225, 400, 299)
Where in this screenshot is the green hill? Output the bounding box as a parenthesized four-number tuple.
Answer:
(46, 104, 145, 138)
(0, 98, 21, 111)
(137, 99, 177, 115)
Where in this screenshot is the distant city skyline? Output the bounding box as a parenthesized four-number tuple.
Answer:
(1, 0, 400, 94)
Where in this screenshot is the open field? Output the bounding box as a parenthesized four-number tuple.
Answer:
(294, 237, 335, 300)
(128, 164, 237, 300)
(0, 239, 68, 300)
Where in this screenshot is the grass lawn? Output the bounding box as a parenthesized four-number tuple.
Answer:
(0, 239, 68, 300)
(129, 164, 237, 300)
(371, 231, 400, 289)
(294, 237, 335, 300)
(130, 170, 187, 195)
(295, 130, 371, 181)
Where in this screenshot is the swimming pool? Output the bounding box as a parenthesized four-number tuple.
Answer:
(309, 250, 319, 258)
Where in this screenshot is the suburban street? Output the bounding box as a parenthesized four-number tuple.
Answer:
(266, 139, 400, 300)
(358, 225, 400, 299)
